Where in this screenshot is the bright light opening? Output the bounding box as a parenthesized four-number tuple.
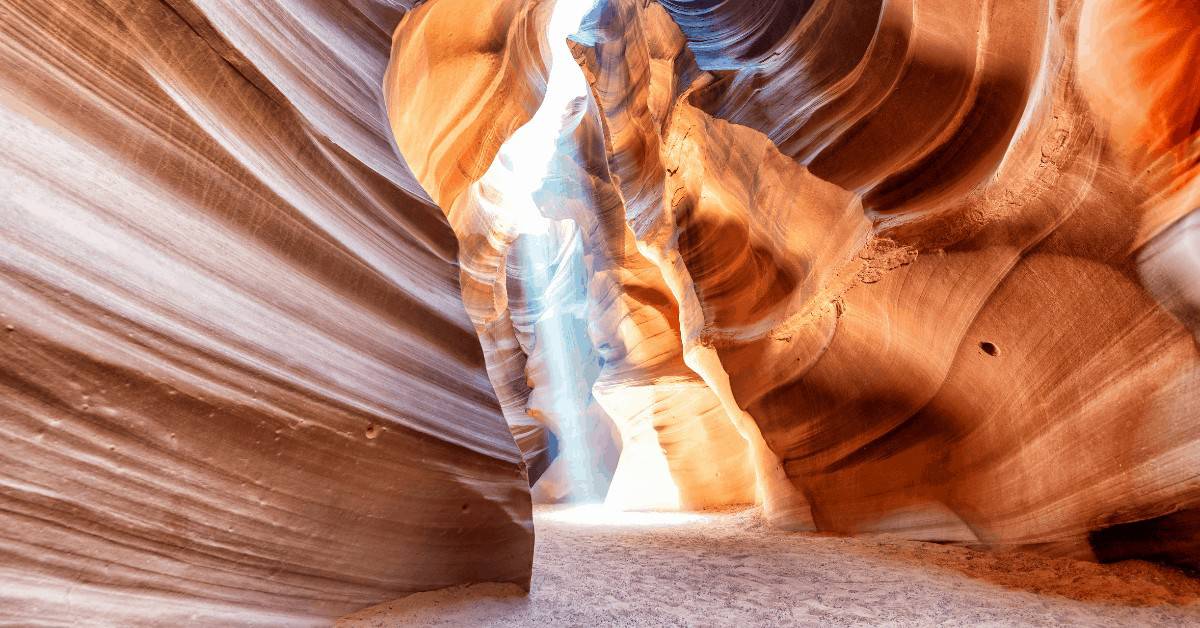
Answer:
(480, 0, 599, 236)
(477, 0, 606, 502)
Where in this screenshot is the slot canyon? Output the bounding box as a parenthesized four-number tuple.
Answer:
(1, 0, 1199, 625)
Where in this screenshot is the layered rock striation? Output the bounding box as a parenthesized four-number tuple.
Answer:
(2, 1, 1197, 624)
(386, 0, 1200, 569)
(0, 1, 532, 624)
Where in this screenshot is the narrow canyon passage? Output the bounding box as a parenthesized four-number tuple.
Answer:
(342, 506, 1200, 626)
(3, 0, 1200, 625)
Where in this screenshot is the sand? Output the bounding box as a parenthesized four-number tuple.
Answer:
(340, 506, 1200, 627)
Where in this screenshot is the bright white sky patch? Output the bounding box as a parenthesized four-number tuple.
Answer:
(484, 0, 600, 235)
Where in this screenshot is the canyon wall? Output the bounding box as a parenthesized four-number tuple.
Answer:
(386, 0, 1200, 569)
(0, 1, 532, 624)
(2, 2, 1196, 624)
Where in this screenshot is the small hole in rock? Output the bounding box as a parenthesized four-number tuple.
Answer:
(365, 424, 381, 439)
(461, 503, 470, 513)
(980, 341, 999, 357)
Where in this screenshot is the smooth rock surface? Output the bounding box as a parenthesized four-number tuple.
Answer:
(0, 1, 532, 624)
(384, 0, 1200, 569)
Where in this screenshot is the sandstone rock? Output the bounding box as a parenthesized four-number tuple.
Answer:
(0, 1, 532, 624)
(385, 0, 1200, 568)
(4, 2, 1198, 624)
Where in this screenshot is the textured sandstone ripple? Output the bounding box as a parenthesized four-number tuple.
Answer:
(3, 0, 1198, 623)
(1, 1, 532, 624)
(385, 0, 1200, 571)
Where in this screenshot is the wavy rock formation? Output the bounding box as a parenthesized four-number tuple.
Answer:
(4, 0, 1198, 623)
(0, 1, 532, 624)
(387, 0, 761, 513)
(386, 0, 1200, 569)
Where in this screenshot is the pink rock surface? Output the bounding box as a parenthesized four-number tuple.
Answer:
(0, 1, 532, 624)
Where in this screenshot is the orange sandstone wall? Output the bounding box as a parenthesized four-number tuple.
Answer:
(386, 0, 1200, 569)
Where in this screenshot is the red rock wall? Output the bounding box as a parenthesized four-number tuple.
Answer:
(0, 1, 532, 624)
(386, 0, 1200, 569)
(664, 0, 1200, 568)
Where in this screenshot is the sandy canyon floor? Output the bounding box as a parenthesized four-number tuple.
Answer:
(340, 506, 1200, 627)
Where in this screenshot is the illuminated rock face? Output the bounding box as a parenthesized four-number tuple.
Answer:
(4, 1, 1198, 624)
(0, 1, 532, 624)
(386, 0, 1200, 569)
